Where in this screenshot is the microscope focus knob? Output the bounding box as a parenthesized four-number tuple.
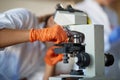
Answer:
(105, 53, 114, 67)
(66, 5, 75, 12)
(56, 4, 64, 10)
(76, 52, 90, 68)
(67, 5, 73, 9)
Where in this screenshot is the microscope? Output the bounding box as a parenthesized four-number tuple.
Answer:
(49, 4, 114, 80)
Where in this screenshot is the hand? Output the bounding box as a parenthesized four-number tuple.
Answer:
(44, 46, 63, 66)
(109, 27, 120, 44)
(29, 25, 67, 43)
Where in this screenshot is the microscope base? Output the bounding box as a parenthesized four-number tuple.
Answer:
(49, 77, 113, 80)
(49, 75, 114, 80)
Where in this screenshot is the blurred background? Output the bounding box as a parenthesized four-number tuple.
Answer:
(0, 0, 119, 23)
(0, 0, 120, 80)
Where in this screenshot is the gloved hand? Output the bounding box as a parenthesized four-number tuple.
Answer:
(29, 25, 67, 43)
(109, 27, 120, 44)
(44, 46, 63, 66)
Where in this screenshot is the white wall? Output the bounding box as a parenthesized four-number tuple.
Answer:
(0, 0, 75, 16)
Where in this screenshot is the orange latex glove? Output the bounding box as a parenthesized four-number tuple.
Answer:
(44, 46, 63, 66)
(29, 25, 67, 43)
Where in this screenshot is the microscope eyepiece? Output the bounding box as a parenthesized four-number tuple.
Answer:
(56, 4, 64, 10)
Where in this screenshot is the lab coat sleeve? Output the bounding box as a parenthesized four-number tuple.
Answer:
(104, 7, 119, 28)
(111, 11, 119, 27)
(0, 8, 35, 29)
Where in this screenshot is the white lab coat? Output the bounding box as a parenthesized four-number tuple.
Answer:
(74, 0, 120, 79)
(75, 0, 119, 51)
(0, 8, 46, 80)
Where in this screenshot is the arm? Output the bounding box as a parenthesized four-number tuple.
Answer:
(43, 64, 55, 80)
(0, 9, 31, 48)
(0, 8, 67, 48)
(0, 28, 29, 48)
(0, 25, 67, 48)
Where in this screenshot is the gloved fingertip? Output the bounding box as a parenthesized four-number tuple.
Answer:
(64, 38, 69, 42)
(44, 57, 53, 66)
(53, 54, 63, 64)
(58, 55, 63, 61)
(55, 40, 60, 44)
